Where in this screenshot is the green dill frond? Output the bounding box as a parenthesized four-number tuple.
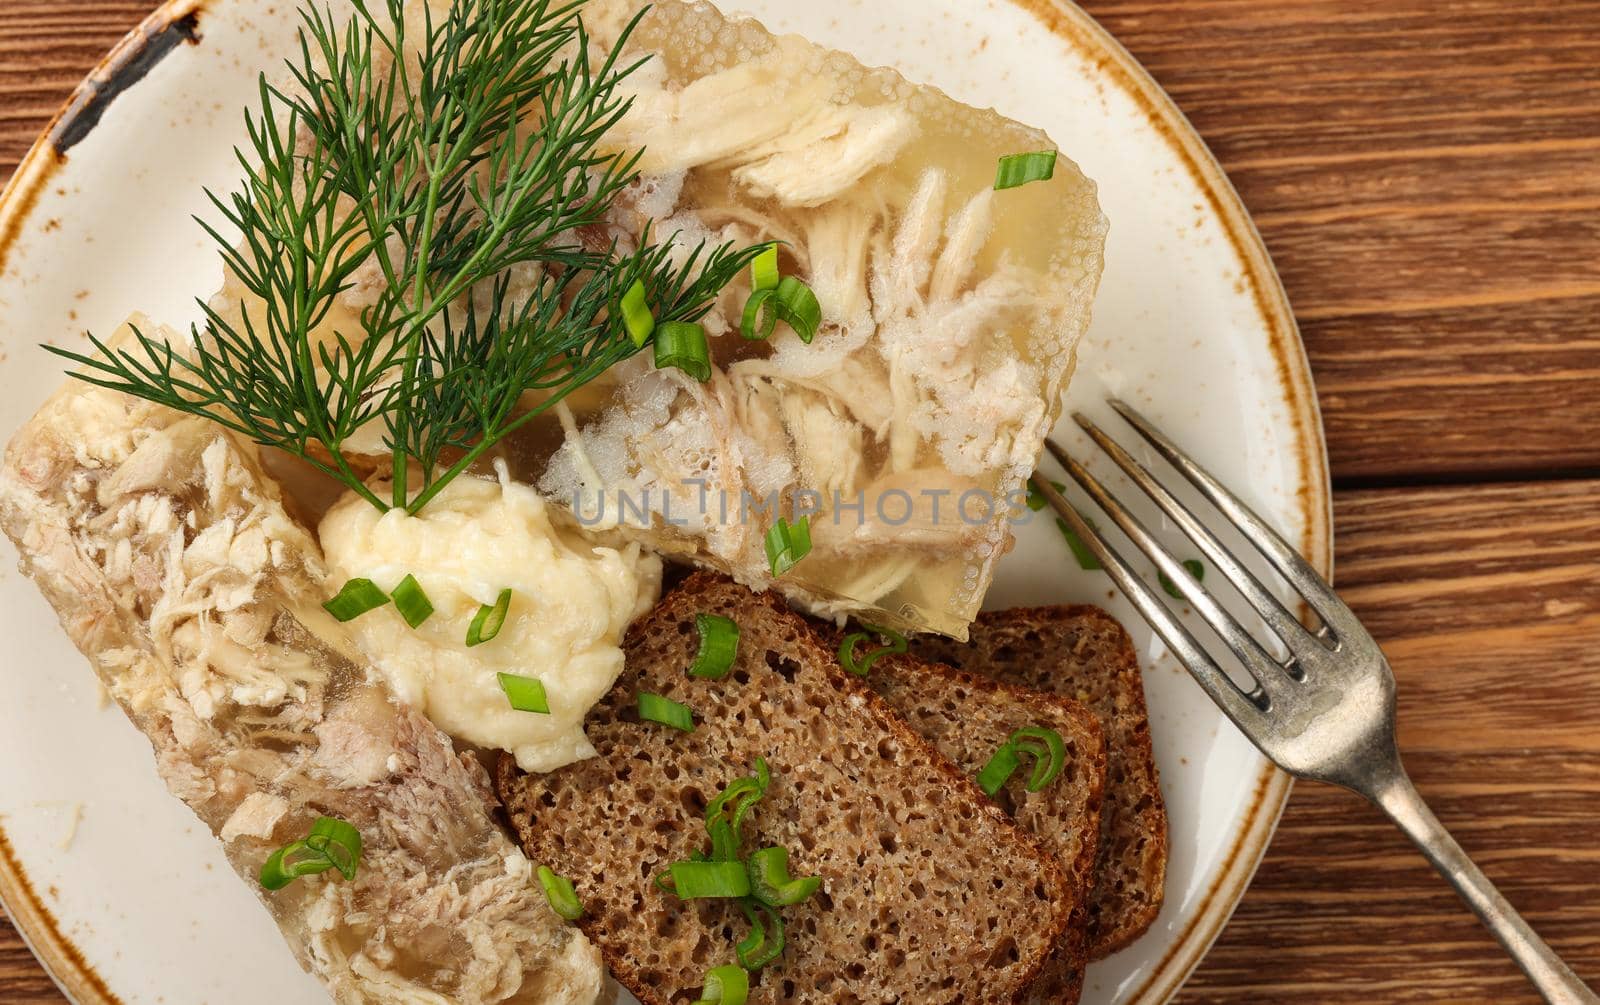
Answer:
(51, 0, 763, 515)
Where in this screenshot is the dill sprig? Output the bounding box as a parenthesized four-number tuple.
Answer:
(50, 0, 764, 514)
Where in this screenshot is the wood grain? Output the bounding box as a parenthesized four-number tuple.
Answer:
(1077, 0, 1600, 482)
(1186, 480, 1600, 1004)
(1, 1, 1598, 1003)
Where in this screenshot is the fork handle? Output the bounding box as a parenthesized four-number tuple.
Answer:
(1372, 768, 1599, 1004)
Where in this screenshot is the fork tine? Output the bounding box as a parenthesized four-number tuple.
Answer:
(1041, 442, 1296, 703)
(1108, 399, 1353, 636)
(1028, 475, 1271, 728)
(1072, 411, 1319, 664)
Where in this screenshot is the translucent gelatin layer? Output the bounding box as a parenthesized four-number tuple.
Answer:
(534, 0, 1108, 637)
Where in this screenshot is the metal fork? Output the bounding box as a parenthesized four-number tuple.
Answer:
(1032, 399, 1598, 1005)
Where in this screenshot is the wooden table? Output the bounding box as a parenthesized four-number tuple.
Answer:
(2, 1, 1597, 1001)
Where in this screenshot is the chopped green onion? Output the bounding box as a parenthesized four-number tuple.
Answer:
(259, 816, 363, 890)
(497, 672, 550, 714)
(838, 622, 909, 677)
(260, 843, 324, 891)
(771, 277, 821, 343)
(390, 574, 434, 628)
(751, 244, 780, 292)
(765, 516, 812, 577)
(746, 847, 822, 908)
(773, 276, 821, 343)
(1008, 726, 1067, 792)
(638, 692, 695, 732)
(304, 816, 362, 880)
(739, 277, 821, 343)
(739, 288, 777, 341)
(1160, 559, 1206, 599)
(736, 898, 786, 970)
(655, 321, 712, 382)
(705, 758, 771, 839)
(692, 964, 750, 1005)
(1054, 518, 1103, 571)
(620, 279, 654, 347)
(994, 150, 1058, 190)
(977, 726, 1070, 796)
(467, 588, 513, 646)
(1025, 479, 1068, 512)
(537, 865, 583, 921)
(975, 742, 1023, 797)
(1031, 478, 1103, 571)
(322, 578, 389, 622)
(708, 817, 741, 863)
(668, 860, 752, 899)
(690, 614, 741, 680)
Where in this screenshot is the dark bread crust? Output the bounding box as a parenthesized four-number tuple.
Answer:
(866, 651, 1106, 1004)
(495, 573, 1077, 1005)
(909, 605, 1169, 958)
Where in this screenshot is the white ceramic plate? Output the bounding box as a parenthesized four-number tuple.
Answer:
(0, 0, 1330, 1002)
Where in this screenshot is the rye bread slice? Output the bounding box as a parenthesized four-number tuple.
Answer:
(909, 606, 1168, 957)
(495, 573, 1077, 1005)
(865, 652, 1107, 1005)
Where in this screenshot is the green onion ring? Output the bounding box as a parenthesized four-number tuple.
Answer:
(764, 516, 812, 577)
(304, 816, 363, 880)
(259, 816, 363, 890)
(975, 743, 1023, 797)
(259, 841, 328, 891)
(704, 758, 771, 846)
(739, 288, 778, 341)
(638, 692, 696, 732)
(620, 278, 654, 347)
(1054, 518, 1103, 571)
(705, 776, 764, 830)
(1024, 479, 1068, 512)
(692, 964, 751, 1005)
(654, 321, 712, 382)
(751, 245, 780, 292)
(497, 672, 550, 714)
(746, 846, 822, 908)
(772, 277, 821, 343)
(537, 866, 584, 921)
(690, 614, 741, 679)
(668, 860, 752, 900)
(389, 574, 434, 628)
(707, 818, 741, 863)
(837, 622, 909, 677)
(466, 588, 513, 646)
(739, 277, 822, 343)
(736, 898, 786, 970)
(322, 578, 389, 622)
(1008, 726, 1068, 792)
(1160, 558, 1206, 599)
(994, 150, 1058, 190)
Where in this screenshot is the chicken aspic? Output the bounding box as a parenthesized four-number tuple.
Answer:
(0, 320, 605, 1005)
(194, 0, 1104, 639)
(519, 0, 1109, 637)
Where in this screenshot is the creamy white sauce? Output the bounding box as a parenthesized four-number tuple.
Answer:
(319, 464, 661, 772)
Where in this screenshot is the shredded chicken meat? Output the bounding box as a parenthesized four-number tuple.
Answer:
(0, 321, 604, 1005)
(531, 0, 1108, 637)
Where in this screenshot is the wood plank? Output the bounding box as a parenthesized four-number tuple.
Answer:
(1077, 0, 1600, 480)
(0, 3, 150, 173)
(1186, 478, 1600, 1003)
